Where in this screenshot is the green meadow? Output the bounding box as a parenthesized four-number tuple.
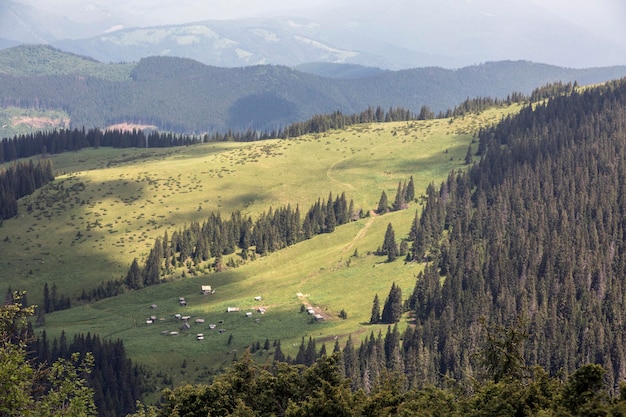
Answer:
(1, 105, 520, 386)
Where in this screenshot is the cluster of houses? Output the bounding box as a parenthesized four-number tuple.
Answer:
(306, 307, 325, 322)
(145, 287, 267, 340)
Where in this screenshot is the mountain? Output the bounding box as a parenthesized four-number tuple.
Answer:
(1, 46, 626, 133)
(293, 63, 387, 79)
(2, 1, 626, 70)
(0, 0, 128, 43)
(51, 18, 380, 68)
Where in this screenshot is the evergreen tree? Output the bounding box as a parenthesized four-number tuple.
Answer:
(43, 282, 51, 314)
(142, 237, 163, 287)
(381, 223, 398, 262)
(273, 340, 285, 362)
(125, 258, 142, 290)
(464, 143, 473, 165)
(370, 294, 381, 324)
(392, 181, 406, 211)
(305, 337, 317, 366)
(381, 282, 403, 324)
(404, 176, 415, 203)
(377, 191, 389, 214)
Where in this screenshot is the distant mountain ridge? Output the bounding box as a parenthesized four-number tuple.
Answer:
(1, 45, 626, 134)
(51, 18, 372, 68)
(2, 0, 626, 69)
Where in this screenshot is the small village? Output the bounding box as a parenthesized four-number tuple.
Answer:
(144, 285, 326, 341)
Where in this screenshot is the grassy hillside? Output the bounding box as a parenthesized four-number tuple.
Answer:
(0, 44, 133, 80)
(1, 105, 520, 389)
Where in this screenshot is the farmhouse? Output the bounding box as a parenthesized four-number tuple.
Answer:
(254, 296, 262, 301)
(196, 334, 204, 340)
(201, 285, 214, 295)
(227, 307, 240, 312)
(195, 318, 205, 324)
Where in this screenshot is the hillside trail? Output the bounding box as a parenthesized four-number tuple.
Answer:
(342, 210, 377, 255)
(326, 158, 355, 191)
(296, 209, 378, 295)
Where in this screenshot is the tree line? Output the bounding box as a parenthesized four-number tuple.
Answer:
(129, 344, 626, 417)
(1, 81, 554, 165)
(397, 77, 626, 390)
(78, 191, 360, 301)
(1, 292, 150, 417)
(4, 290, 625, 417)
(0, 158, 53, 220)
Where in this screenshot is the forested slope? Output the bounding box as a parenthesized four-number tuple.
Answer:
(1, 45, 626, 133)
(403, 78, 626, 390)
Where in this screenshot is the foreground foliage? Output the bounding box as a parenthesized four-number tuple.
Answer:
(129, 350, 626, 417)
(0, 293, 96, 416)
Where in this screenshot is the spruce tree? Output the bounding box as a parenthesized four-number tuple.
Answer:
(465, 143, 473, 165)
(381, 282, 403, 324)
(370, 294, 381, 324)
(125, 258, 142, 290)
(392, 181, 406, 211)
(377, 191, 389, 214)
(381, 223, 398, 262)
(404, 176, 415, 202)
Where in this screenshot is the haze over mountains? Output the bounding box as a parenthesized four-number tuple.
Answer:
(1, 0, 625, 69)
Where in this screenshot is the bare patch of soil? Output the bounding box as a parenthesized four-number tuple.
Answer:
(105, 122, 158, 132)
(11, 116, 69, 129)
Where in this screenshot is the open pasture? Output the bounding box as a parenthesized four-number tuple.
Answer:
(1, 105, 521, 384)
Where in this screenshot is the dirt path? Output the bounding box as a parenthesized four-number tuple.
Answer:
(342, 210, 377, 254)
(326, 158, 355, 190)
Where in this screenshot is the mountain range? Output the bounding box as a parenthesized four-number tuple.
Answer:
(1, 45, 626, 134)
(2, 0, 626, 69)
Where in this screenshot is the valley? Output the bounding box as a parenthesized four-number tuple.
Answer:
(1, 106, 517, 389)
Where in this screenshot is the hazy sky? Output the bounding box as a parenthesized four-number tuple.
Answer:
(10, 0, 626, 68)
(16, 0, 625, 30)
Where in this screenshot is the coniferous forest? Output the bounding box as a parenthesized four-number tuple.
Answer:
(119, 76, 626, 416)
(402, 78, 626, 390)
(5, 75, 626, 416)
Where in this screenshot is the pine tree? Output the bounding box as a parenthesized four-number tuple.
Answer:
(325, 193, 336, 233)
(392, 181, 406, 211)
(377, 191, 389, 214)
(370, 294, 381, 324)
(273, 340, 285, 362)
(381, 282, 403, 324)
(465, 143, 473, 165)
(404, 176, 415, 203)
(381, 223, 398, 262)
(143, 237, 163, 286)
(43, 282, 51, 314)
(125, 258, 142, 290)
(305, 337, 317, 366)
